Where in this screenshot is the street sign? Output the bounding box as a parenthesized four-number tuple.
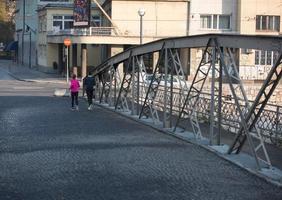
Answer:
(64, 38, 71, 83)
(64, 38, 71, 46)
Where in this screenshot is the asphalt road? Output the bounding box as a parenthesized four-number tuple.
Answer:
(0, 66, 282, 200)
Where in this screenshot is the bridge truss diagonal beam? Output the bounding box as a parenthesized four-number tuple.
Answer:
(174, 39, 214, 139)
(115, 51, 133, 111)
(214, 39, 273, 169)
(139, 43, 165, 123)
(227, 50, 282, 165)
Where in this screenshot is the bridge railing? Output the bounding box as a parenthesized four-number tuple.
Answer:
(98, 82, 282, 145)
(92, 34, 282, 170)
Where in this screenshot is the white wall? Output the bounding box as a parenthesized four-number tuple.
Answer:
(111, 0, 188, 37)
(189, 0, 238, 35)
(239, 0, 282, 35)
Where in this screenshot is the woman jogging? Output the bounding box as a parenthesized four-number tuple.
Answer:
(70, 74, 80, 110)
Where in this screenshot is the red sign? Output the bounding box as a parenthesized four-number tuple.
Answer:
(64, 38, 71, 46)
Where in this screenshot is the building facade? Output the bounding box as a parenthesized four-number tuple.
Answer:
(15, 0, 189, 76)
(238, 0, 281, 81)
(14, 0, 282, 88)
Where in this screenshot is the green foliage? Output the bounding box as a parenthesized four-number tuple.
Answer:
(0, 21, 14, 44)
(0, 1, 14, 45)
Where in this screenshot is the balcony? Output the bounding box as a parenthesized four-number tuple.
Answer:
(47, 27, 118, 37)
(46, 26, 163, 45)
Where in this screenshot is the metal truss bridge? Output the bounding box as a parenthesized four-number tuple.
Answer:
(92, 34, 282, 171)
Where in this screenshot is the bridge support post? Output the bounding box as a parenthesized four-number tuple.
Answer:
(209, 46, 217, 145)
(174, 39, 214, 139)
(81, 44, 87, 78)
(72, 44, 77, 74)
(163, 48, 171, 128)
(131, 56, 137, 115)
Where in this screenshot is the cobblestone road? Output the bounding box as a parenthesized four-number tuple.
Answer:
(0, 79, 282, 199)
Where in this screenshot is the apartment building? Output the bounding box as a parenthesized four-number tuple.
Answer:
(15, 0, 189, 76)
(238, 0, 281, 81)
(37, 2, 104, 74)
(14, 0, 282, 83)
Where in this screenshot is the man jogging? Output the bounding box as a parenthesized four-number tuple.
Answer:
(83, 72, 96, 110)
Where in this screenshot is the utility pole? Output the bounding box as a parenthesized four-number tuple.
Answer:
(22, 0, 26, 65)
(29, 31, 31, 68)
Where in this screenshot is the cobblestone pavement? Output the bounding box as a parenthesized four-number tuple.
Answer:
(0, 73, 282, 199)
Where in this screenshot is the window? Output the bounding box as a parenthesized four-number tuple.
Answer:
(53, 15, 73, 30)
(255, 50, 279, 65)
(39, 16, 43, 32)
(256, 15, 280, 31)
(200, 14, 231, 30)
(219, 15, 230, 29)
(200, 15, 212, 29)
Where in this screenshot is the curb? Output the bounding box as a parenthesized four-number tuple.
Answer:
(7, 71, 67, 84)
(0, 67, 66, 84)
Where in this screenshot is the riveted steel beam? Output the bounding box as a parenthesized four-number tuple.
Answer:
(228, 51, 282, 159)
(93, 34, 282, 77)
(174, 39, 214, 139)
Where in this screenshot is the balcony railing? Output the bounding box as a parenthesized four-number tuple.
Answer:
(47, 27, 118, 36)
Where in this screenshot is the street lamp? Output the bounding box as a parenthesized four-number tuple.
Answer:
(136, 8, 145, 115)
(138, 8, 145, 45)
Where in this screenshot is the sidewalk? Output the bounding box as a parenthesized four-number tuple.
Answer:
(0, 59, 68, 85)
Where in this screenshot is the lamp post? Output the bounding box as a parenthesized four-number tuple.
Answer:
(136, 8, 145, 115)
(29, 30, 31, 68)
(138, 8, 145, 45)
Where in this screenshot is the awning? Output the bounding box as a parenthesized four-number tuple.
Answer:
(5, 41, 18, 51)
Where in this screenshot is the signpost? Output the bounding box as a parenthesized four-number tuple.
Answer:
(64, 38, 71, 83)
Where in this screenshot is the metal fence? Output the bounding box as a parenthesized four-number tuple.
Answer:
(98, 82, 282, 146)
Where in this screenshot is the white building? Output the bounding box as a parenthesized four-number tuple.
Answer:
(14, 0, 282, 85)
(189, 0, 238, 35)
(15, 0, 190, 77)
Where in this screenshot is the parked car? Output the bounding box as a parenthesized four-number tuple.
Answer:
(143, 74, 188, 89)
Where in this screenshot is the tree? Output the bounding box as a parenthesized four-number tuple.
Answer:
(0, 0, 15, 46)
